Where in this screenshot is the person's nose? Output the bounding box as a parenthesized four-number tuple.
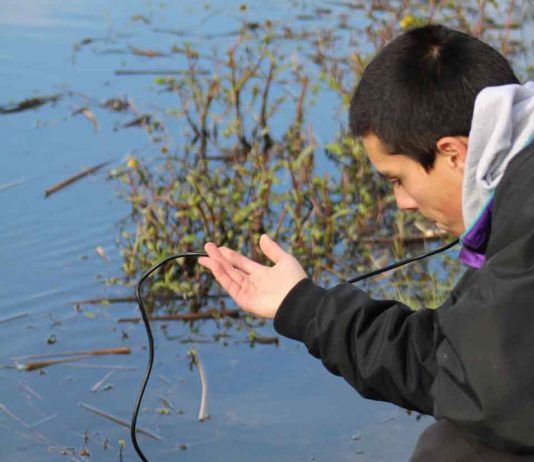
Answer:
(394, 187, 419, 211)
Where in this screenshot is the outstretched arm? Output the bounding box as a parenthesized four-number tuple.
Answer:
(198, 233, 441, 414)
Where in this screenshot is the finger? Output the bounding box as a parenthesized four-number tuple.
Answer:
(258, 234, 286, 264)
(218, 247, 262, 274)
(198, 254, 248, 278)
(203, 243, 246, 287)
(198, 255, 246, 300)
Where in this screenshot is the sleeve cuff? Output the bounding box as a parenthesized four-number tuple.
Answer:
(273, 278, 327, 341)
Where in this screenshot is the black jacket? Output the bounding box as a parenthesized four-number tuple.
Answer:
(274, 140, 534, 453)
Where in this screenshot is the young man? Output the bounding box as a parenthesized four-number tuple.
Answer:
(198, 25, 534, 461)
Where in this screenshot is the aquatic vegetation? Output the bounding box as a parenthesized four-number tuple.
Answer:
(113, 0, 531, 316)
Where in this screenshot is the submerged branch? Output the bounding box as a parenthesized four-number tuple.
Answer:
(117, 309, 241, 323)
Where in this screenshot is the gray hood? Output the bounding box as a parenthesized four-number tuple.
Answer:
(463, 81, 534, 231)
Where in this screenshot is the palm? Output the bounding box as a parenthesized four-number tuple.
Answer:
(198, 235, 307, 319)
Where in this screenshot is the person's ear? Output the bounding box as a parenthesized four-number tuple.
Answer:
(435, 136, 469, 172)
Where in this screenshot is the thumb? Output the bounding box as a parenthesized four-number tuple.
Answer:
(259, 234, 286, 264)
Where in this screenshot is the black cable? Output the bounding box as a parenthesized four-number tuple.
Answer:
(131, 252, 207, 462)
(345, 238, 460, 283)
(131, 239, 459, 460)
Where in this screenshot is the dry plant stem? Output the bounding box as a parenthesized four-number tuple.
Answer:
(12, 346, 131, 362)
(79, 402, 162, 440)
(66, 364, 137, 370)
(0, 403, 51, 445)
(29, 413, 58, 429)
(189, 350, 209, 422)
(0, 312, 28, 324)
(44, 161, 111, 198)
(115, 69, 208, 75)
(19, 383, 43, 400)
(250, 335, 279, 345)
(117, 308, 241, 323)
(72, 293, 226, 305)
(91, 370, 115, 392)
(22, 355, 95, 371)
(0, 403, 31, 429)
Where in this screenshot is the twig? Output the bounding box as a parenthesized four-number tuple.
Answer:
(73, 296, 136, 305)
(0, 312, 28, 325)
(18, 383, 43, 400)
(0, 403, 52, 445)
(44, 161, 111, 198)
(12, 346, 131, 362)
(0, 94, 61, 114)
(79, 402, 162, 440)
(0, 403, 31, 429)
(71, 293, 226, 305)
(91, 371, 115, 392)
(19, 355, 94, 372)
(188, 350, 209, 422)
(0, 179, 26, 193)
(115, 69, 209, 76)
(249, 335, 279, 346)
(29, 413, 58, 429)
(158, 396, 174, 410)
(117, 309, 241, 323)
(66, 364, 137, 370)
(128, 45, 167, 58)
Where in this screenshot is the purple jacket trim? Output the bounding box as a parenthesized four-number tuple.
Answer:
(459, 197, 494, 268)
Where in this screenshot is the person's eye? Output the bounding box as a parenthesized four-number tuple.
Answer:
(390, 178, 401, 187)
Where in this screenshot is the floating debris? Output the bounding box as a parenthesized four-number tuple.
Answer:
(131, 14, 151, 24)
(66, 364, 137, 371)
(248, 332, 279, 346)
(72, 107, 99, 132)
(18, 383, 43, 400)
(44, 161, 111, 198)
(0, 179, 27, 193)
(96, 246, 110, 262)
(103, 97, 130, 112)
(29, 413, 58, 429)
(0, 312, 28, 325)
(18, 355, 97, 372)
(115, 69, 209, 76)
(79, 402, 162, 440)
(120, 113, 151, 129)
(0, 94, 61, 115)
(13, 346, 131, 362)
(91, 371, 115, 392)
(129, 45, 167, 57)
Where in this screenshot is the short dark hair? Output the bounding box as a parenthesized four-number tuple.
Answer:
(349, 24, 519, 170)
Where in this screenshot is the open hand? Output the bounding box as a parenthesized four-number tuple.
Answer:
(198, 234, 308, 319)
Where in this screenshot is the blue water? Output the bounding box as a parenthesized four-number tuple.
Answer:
(7, 0, 532, 460)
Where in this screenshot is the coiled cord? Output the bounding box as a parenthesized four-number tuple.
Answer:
(131, 239, 459, 460)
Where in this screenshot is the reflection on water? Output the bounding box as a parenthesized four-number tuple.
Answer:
(8, 0, 528, 460)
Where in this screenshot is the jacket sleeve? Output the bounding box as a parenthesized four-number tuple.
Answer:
(273, 276, 445, 415)
(273, 206, 534, 453)
(274, 242, 534, 452)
